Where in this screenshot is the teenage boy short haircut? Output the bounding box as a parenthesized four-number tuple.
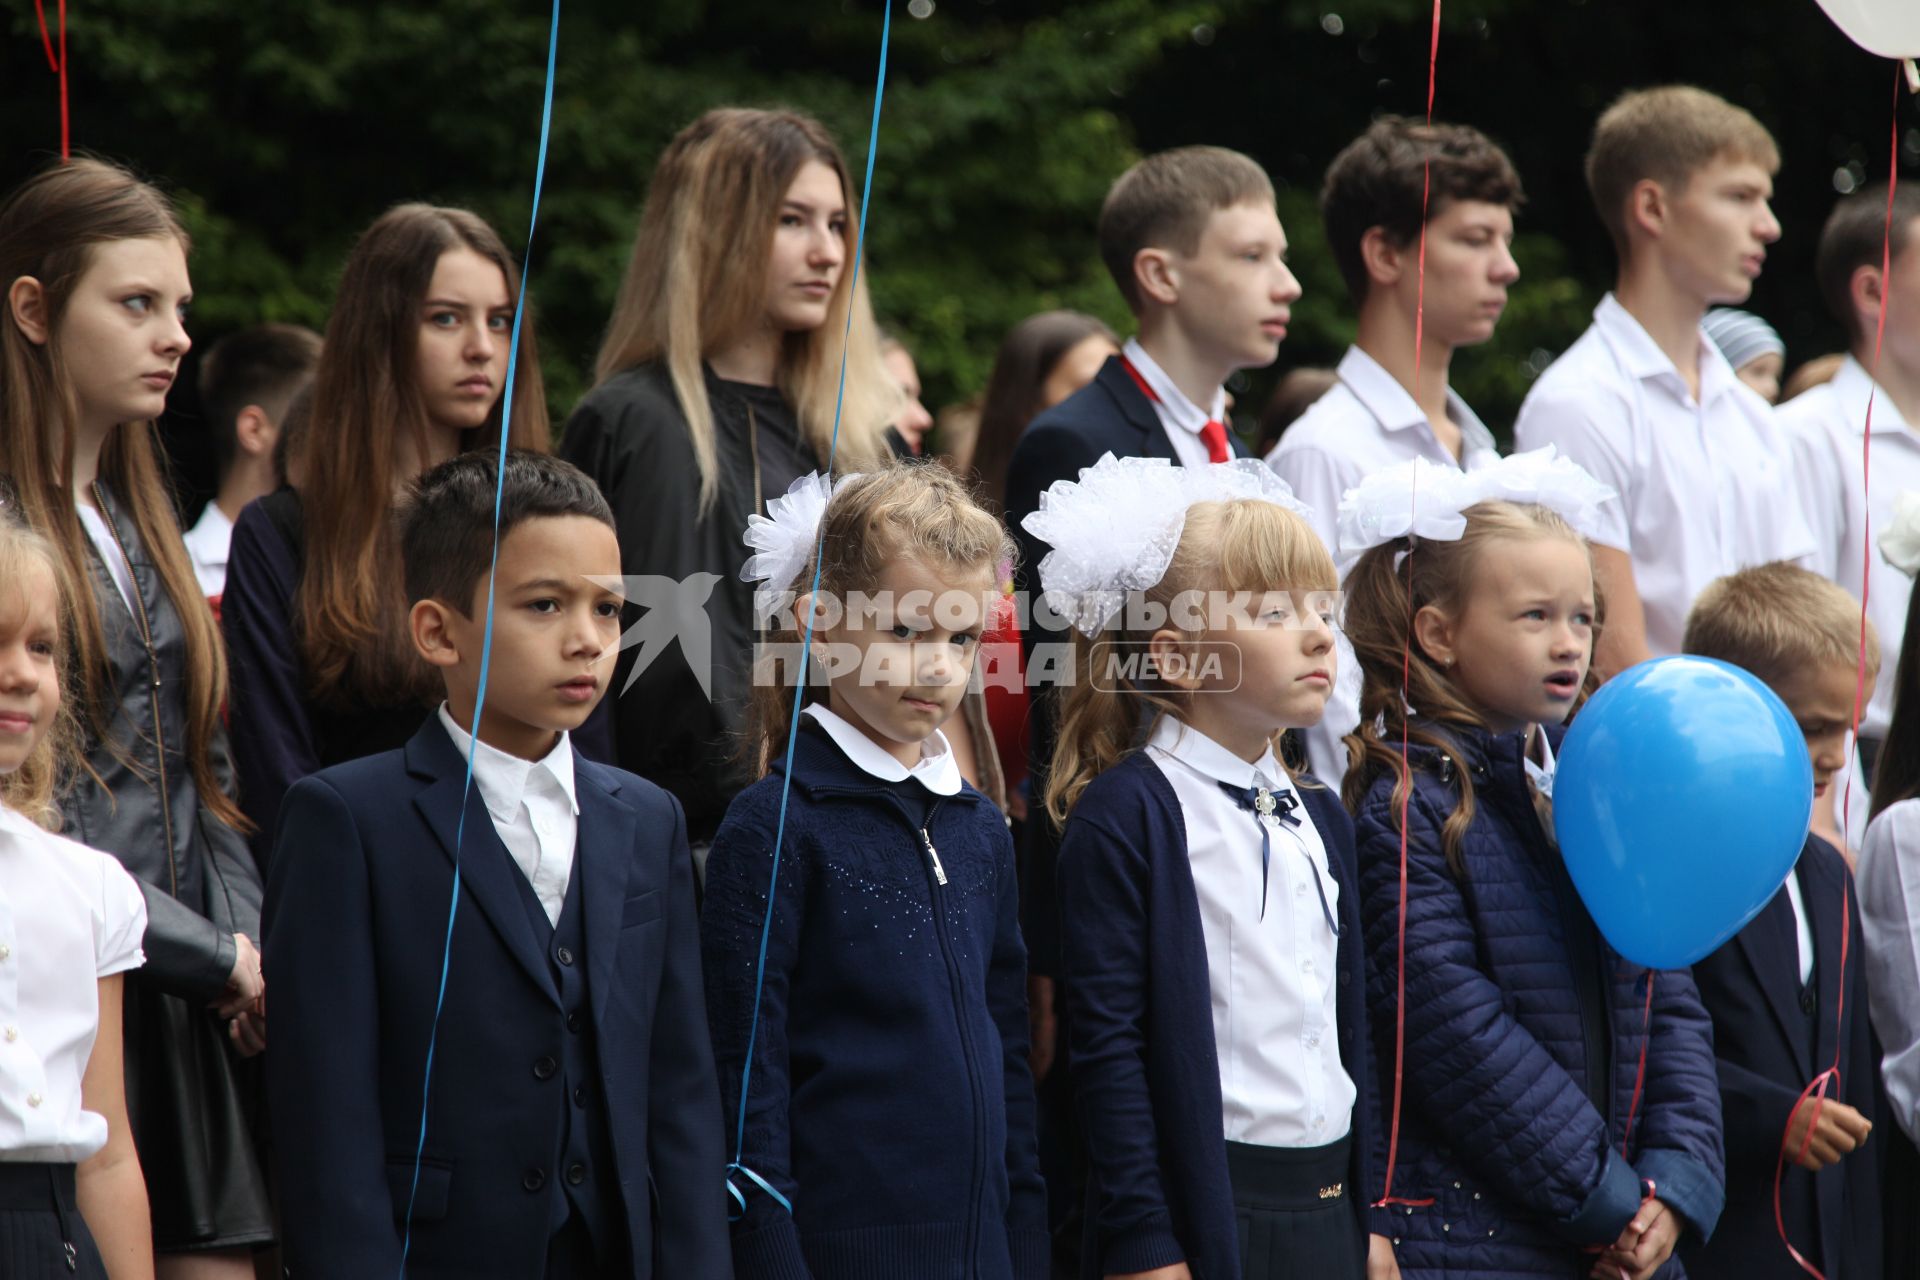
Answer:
(1816, 182, 1920, 346)
(197, 323, 322, 467)
(1683, 560, 1880, 690)
(401, 449, 615, 616)
(1584, 86, 1780, 254)
(1320, 117, 1525, 305)
(1097, 146, 1275, 312)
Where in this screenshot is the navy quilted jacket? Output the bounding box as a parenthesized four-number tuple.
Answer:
(1353, 722, 1725, 1279)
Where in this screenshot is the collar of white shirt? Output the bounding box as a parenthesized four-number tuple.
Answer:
(1523, 726, 1557, 799)
(1334, 344, 1497, 458)
(1122, 337, 1227, 435)
(1593, 292, 1744, 407)
(183, 502, 234, 568)
(1146, 715, 1289, 796)
(435, 703, 581, 827)
(1831, 354, 1917, 437)
(802, 703, 962, 796)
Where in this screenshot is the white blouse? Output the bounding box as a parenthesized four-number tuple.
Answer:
(1861, 799, 1920, 1144)
(0, 805, 146, 1163)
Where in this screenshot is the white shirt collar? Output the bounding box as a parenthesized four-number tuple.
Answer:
(1524, 726, 1557, 799)
(1334, 345, 1496, 457)
(1593, 292, 1744, 407)
(1830, 355, 1917, 437)
(1146, 715, 1288, 794)
(1122, 337, 1228, 433)
(436, 703, 580, 824)
(183, 503, 233, 564)
(802, 703, 962, 796)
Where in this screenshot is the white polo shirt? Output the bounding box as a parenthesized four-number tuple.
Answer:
(1779, 356, 1920, 741)
(1145, 717, 1354, 1148)
(0, 806, 146, 1163)
(1514, 294, 1816, 656)
(1267, 345, 1502, 787)
(1122, 338, 1225, 470)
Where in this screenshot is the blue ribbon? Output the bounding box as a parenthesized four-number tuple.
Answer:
(726, 0, 893, 1225)
(398, 2, 561, 1273)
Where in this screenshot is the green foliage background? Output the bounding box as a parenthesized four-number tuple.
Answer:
(4, 0, 1916, 503)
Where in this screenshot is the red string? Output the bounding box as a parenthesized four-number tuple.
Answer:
(1619, 973, 1655, 1156)
(1373, 0, 1442, 1214)
(32, 0, 70, 160)
(1770, 65, 1899, 1280)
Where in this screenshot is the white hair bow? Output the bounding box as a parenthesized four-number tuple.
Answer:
(1879, 489, 1920, 578)
(1335, 446, 1617, 560)
(740, 471, 859, 613)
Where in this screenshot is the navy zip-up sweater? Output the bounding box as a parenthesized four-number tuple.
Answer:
(1055, 749, 1384, 1280)
(702, 720, 1048, 1280)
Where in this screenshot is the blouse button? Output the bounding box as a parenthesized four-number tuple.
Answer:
(3, 1027, 14, 1042)
(0, 944, 11, 960)
(26, 1092, 40, 1108)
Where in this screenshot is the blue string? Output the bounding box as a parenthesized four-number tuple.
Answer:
(398, 2, 560, 1272)
(727, 0, 892, 1221)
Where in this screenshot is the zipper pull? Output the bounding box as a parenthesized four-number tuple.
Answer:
(920, 830, 948, 886)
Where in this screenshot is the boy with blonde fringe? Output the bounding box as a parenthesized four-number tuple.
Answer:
(1516, 86, 1814, 677)
(1681, 562, 1883, 1280)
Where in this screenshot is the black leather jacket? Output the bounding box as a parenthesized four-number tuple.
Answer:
(63, 483, 261, 1004)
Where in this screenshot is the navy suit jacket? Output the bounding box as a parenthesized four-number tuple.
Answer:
(1003, 355, 1247, 976)
(264, 718, 731, 1280)
(1683, 835, 1883, 1280)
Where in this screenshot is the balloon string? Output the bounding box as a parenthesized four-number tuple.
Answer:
(1619, 971, 1654, 1156)
(32, 0, 69, 159)
(1374, 0, 1441, 1213)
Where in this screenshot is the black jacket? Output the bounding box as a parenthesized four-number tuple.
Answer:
(65, 482, 260, 1004)
(559, 362, 816, 844)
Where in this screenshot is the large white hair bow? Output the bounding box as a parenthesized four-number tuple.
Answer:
(1879, 489, 1920, 578)
(740, 471, 859, 612)
(1021, 453, 1316, 638)
(1336, 446, 1617, 560)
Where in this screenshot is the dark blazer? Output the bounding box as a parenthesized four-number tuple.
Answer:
(1003, 356, 1248, 977)
(263, 717, 731, 1280)
(1683, 835, 1883, 1280)
(1056, 752, 1379, 1280)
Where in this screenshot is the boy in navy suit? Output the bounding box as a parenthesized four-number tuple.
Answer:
(1002, 143, 1303, 1267)
(264, 450, 730, 1279)
(1681, 562, 1883, 1280)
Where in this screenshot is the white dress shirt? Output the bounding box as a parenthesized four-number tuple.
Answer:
(1146, 716, 1355, 1148)
(182, 502, 235, 600)
(1122, 338, 1227, 470)
(437, 705, 581, 928)
(1268, 345, 1503, 789)
(1780, 356, 1920, 742)
(0, 805, 146, 1163)
(1860, 799, 1920, 1142)
(1514, 294, 1816, 657)
(801, 703, 961, 795)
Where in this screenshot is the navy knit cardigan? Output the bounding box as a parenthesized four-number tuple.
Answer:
(701, 720, 1048, 1280)
(1055, 750, 1383, 1280)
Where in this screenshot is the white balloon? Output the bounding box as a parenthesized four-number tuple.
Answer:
(1814, 0, 1920, 58)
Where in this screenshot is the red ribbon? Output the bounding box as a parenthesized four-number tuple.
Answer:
(1373, 0, 1442, 1216)
(32, 0, 70, 160)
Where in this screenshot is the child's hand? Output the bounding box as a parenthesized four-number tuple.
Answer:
(1590, 1198, 1679, 1280)
(1028, 974, 1058, 1082)
(1784, 1096, 1872, 1169)
(213, 933, 264, 1018)
(1107, 1266, 1190, 1280)
(1367, 1232, 1402, 1280)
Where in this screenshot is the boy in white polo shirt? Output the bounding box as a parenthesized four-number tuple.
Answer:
(1783, 182, 1920, 787)
(1515, 85, 1814, 677)
(1269, 116, 1520, 783)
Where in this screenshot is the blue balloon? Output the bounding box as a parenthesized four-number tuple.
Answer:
(1554, 655, 1812, 970)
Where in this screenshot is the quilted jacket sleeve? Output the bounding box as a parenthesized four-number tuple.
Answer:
(1620, 966, 1726, 1244)
(1356, 783, 1643, 1246)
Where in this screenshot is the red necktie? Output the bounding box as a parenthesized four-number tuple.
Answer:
(1200, 420, 1231, 463)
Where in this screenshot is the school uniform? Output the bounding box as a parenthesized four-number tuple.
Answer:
(1266, 344, 1501, 792)
(263, 710, 730, 1280)
(700, 706, 1047, 1279)
(1004, 344, 1252, 1264)
(1684, 834, 1882, 1280)
(0, 805, 147, 1277)
(1514, 294, 1816, 656)
(1859, 799, 1920, 1280)
(1056, 720, 1379, 1280)
(181, 500, 232, 602)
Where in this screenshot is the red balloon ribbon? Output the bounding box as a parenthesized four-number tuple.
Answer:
(1373, 0, 1442, 1216)
(32, 0, 70, 159)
